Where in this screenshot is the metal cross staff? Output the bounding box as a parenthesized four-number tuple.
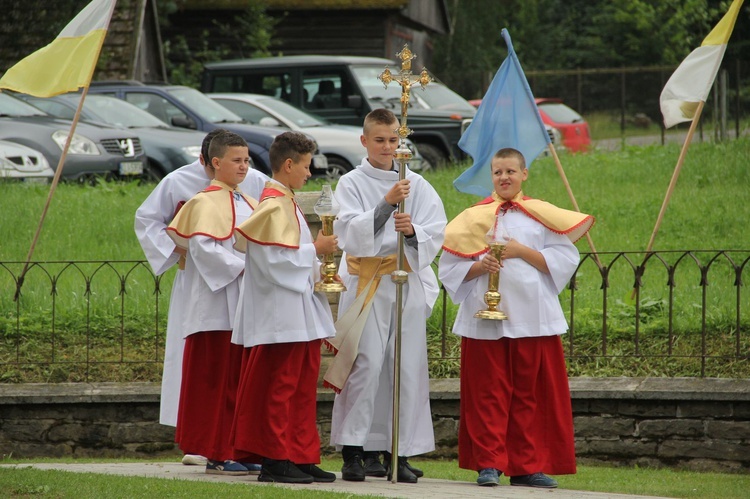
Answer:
(377, 44, 432, 484)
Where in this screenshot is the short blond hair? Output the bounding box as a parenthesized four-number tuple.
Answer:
(363, 108, 398, 134)
(493, 148, 526, 170)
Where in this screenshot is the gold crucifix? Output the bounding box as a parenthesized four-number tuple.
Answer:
(378, 44, 432, 140)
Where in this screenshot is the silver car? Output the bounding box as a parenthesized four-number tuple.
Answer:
(209, 92, 423, 179)
(0, 140, 54, 182)
(0, 92, 146, 180)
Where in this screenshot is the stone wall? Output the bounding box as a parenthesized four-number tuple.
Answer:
(2, 378, 749, 472)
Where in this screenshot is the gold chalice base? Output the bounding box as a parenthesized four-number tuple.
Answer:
(474, 309, 508, 321)
(315, 281, 347, 293)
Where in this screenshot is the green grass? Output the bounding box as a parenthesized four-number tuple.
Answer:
(1, 458, 749, 498)
(1, 138, 749, 381)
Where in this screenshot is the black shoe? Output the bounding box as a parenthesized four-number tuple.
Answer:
(403, 458, 423, 478)
(384, 457, 418, 484)
(510, 472, 558, 488)
(297, 464, 336, 483)
(341, 446, 365, 482)
(258, 458, 313, 484)
(363, 451, 387, 478)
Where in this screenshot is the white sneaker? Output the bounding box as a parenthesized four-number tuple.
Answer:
(182, 454, 208, 466)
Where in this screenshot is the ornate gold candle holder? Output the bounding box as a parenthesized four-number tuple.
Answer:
(474, 244, 508, 321)
(314, 184, 346, 293)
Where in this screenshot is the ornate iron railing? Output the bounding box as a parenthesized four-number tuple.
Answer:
(1, 250, 748, 382)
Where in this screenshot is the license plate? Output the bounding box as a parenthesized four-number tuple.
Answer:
(312, 154, 328, 170)
(119, 161, 143, 176)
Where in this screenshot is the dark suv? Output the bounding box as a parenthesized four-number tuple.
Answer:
(201, 55, 476, 168)
(88, 82, 327, 175)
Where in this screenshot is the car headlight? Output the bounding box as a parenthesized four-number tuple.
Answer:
(181, 145, 201, 158)
(52, 130, 100, 155)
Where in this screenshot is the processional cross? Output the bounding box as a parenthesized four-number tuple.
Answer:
(377, 44, 433, 485)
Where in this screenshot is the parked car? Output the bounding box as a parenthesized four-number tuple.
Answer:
(88, 82, 327, 175)
(201, 55, 477, 167)
(0, 92, 146, 181)
(0, 139, 54, 182)
(535, 98, 590, 152)
(17, 93, 204, 180)
(209, 92, 423, 177)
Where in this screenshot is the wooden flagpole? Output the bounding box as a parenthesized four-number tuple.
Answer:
(642, 100, 705, 256)
(547, 142, 602, 268)
(629, 100, 706, 300)
(13, 0, 115, 301)
(13, 87, 92, 301)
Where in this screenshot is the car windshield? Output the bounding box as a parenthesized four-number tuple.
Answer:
(351, 65, 476, 113)
(85, 95, 169, 128)
(255, 97, 325, 127)
(167, 87, 245, 124)
(0, 93, 47, 117)
(538, 102, 584, 123)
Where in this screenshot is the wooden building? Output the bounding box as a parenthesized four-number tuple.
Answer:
(168, 0, 451, 67)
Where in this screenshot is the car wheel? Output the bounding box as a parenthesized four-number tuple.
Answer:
(142, 161, 166, 182)
(325, 157, 352, 181)
(415, 143, 447, 170)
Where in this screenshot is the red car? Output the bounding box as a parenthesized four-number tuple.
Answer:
(535, 98, 590, 152)
(468, 97, 591, 153)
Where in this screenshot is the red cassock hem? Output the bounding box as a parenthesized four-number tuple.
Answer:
(175, 331, 247, 461)
(231, 340, 322, 464)
(458, 335, 577, 476)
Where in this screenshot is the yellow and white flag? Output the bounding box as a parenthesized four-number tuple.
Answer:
(660, 0, 744, 128)
(0, 0, 116, 97)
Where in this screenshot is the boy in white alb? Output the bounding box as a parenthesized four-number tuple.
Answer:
(438, 147, 594, 488)
(134, 129, 267, 438)
(231, 131, 338, 484)
(166, 132, 259, 475)
(327, 109, 446, 483)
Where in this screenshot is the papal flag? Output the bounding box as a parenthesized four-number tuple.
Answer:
(660, 0, 744, 128)
(0, 0, 117, 97)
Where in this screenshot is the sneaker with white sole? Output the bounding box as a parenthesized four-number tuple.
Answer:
(238, 462, 262, 475)
(205, 460, 249, 476)
(181, 454, 207, 466)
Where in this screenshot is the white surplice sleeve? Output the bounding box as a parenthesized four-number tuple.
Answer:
(189, 236, 244, 292)
(134, 180, 180, 276)
(438, 251, 480, 306)
(334, 176, 383, 257)
(246, 241, 318, 294)
(539, 231, 580, 294)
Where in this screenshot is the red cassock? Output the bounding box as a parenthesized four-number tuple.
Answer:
(231, 339, 322, 464)
(175, 331, 249, 461)
(458, 335, 577, 476)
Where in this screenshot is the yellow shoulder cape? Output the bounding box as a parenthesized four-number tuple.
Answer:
(234, 182, 301, 253)
(443, 192, 595, 257)
(166, 180, 257, 250)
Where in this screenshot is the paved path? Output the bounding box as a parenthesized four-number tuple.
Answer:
(1, 462, 675, 499)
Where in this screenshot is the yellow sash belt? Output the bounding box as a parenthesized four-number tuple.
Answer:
(323, 254, 412, 393)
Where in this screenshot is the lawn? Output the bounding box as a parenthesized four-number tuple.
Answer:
(1, 138, 749, 382)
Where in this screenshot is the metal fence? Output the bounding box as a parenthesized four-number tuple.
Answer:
(1, 250, 749, 382)
(447, 60, 749, 141)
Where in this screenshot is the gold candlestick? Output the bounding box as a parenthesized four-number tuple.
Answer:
(314, 184, 346, 293)
(474, 242, 508, 320)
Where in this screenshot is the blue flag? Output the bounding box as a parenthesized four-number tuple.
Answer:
(454, 29, 550, 197)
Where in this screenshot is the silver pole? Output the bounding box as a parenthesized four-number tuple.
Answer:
(378, 45, 432, 484)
